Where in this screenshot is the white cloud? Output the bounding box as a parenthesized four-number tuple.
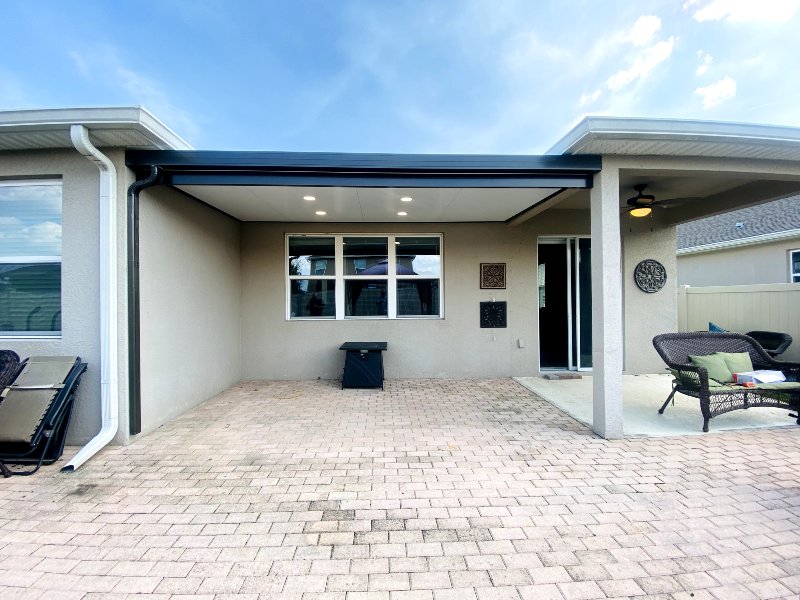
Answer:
(0, 217, 22, 226)
(695, 76, 737, 108)
(606, 37, 676, 91)
(622, 15, 663, 47)
(689, 0, 800, 22)
(580, 89, 602, 106)
(27, 222, 62, 247)
(696, 51, 713, 75)
(0, 221, 61, 256)
(69, 45, 199, 142)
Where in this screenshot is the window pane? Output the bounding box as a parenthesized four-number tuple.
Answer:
(345, 280, 387, 316)
(289, 279, 336, 318)
(0, 263, 61, 333)
(344, 237, 387, 275)
(792, 251, 800, 276)
(397, 280, 440, 317)
(289, 237, 335, 276)
(396, 237, 440, 276)
(0, 183, 62, 257)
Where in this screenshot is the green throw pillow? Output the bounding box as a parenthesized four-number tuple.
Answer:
(669, 368, 725, 388)
(689, 353, 734, 383)
(716, 351, 753, 377)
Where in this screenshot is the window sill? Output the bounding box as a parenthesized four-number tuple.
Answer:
(0, 334, 62, 340)
(288, 317, 444, 321)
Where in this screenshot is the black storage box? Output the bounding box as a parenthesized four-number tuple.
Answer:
(339, 342, 387, 389)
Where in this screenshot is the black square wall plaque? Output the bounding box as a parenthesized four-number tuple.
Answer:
(480, 301, 507, 328)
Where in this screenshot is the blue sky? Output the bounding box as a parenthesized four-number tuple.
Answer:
(3, 0, 800, 153)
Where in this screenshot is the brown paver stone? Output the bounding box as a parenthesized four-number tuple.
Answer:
(1, 378, 799, 599)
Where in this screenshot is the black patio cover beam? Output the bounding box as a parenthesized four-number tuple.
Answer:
(126, 150, 601, 189)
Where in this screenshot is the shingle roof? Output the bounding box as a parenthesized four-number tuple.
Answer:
(677, 196, 800, 250)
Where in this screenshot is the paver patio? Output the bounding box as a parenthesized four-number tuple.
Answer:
(1, 378, 800, 599)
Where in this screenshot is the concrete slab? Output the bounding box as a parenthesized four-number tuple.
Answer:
(515, 373, 796, 436)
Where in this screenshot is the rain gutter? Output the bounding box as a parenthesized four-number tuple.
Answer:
(125, 166, 162, 435)
(62, 125, 119, 471)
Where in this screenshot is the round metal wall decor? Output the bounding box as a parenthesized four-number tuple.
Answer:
(634, 259, 667, 293)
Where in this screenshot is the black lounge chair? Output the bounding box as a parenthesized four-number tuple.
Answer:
(0, 356, 88, 477)
(745, 331, 792, 358)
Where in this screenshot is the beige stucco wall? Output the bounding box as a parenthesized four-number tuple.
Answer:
(138, 186, 242, 436)
(678, 238, 800, 286)
(622, 219, 678, 373)
(0, 148, 132, 445)
(241, 211, 598, 380)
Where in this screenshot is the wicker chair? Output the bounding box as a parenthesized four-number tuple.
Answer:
(652, 332, 800, 432)
(745, 331, 792, 358)
(0, 350, 20, 390)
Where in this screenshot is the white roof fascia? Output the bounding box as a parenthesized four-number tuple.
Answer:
(548, 116, 800, 157)
(0, 106, 192, 150)
(678, 227, 800, 256)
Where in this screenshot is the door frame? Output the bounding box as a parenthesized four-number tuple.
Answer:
(537, 235, 592, 372)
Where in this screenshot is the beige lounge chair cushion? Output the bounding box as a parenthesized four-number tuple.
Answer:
(0, 356, 77, 444)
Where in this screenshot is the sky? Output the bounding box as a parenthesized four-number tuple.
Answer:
(2, 0, 800, 154)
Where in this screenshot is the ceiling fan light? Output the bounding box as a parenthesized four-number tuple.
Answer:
(629, 206, 652, 218)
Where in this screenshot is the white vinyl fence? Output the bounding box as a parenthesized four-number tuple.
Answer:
(677, 284, 800, 362)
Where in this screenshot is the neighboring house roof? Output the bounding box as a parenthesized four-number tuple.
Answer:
(677, 196, 800, 254)
(0, 106, 192, 151)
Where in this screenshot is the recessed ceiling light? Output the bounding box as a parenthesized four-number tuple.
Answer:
(397, 211, 408, 216)
(303, 195, 316, 201)
(400, 196, 413, 202)
(315, 210, 327, 216)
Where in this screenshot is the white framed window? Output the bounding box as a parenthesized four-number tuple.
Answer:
(791, 249, 800, 283)
(0, 180, 62, 337)
(287, 234, 443, 320)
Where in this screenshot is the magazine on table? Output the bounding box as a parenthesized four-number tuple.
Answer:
(733, 370, 786, 384)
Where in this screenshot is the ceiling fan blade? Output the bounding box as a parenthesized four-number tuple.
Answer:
(654, 196, 701, 208)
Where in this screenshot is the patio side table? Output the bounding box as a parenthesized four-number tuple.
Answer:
(339, 342, 387, 390)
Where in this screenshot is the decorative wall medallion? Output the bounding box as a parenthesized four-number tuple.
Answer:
(480, 301, 507, 328)
(634, 259, 667, 293)
(480, 263, 506, 289)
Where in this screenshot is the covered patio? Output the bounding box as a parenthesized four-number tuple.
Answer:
(516, 374, 798, 436)
(3, 378, 800, 599)
(121, 117, 800, 450)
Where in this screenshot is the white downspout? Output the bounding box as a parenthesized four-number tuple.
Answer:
(62, 125, 119, 471)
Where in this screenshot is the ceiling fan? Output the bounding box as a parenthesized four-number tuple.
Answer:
(625, 184, 671, 217)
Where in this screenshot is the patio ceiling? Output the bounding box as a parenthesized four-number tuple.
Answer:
(174, 184, 564, 222)
(512, 168, 800, 226)
(616, 169, 800, 225)
(126, 149, 601, 223)
(127, 137, 800, 225)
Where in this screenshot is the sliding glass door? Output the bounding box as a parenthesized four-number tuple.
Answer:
(537, 237, 592, 370)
